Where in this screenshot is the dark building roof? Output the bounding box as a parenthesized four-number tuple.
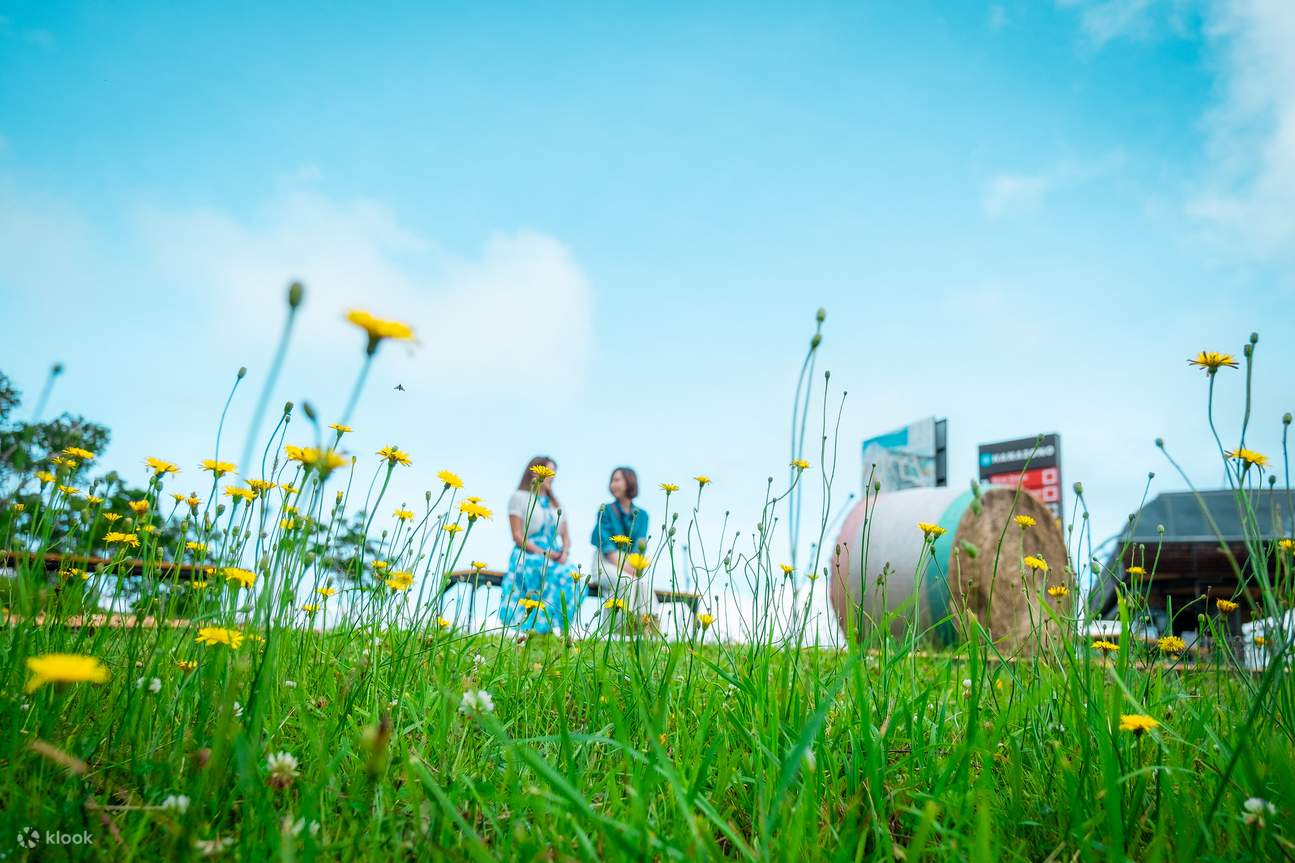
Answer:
(1089, 488, 1291, 617)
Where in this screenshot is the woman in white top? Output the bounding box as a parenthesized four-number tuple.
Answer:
(499, 455, 581, 635)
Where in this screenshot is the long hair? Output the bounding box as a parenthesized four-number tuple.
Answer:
(610, 466, 639, 500)
(517, 455, 560, 509)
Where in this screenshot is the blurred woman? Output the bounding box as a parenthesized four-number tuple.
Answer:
(499, 455, 581, 636)
(590, 466, 657, 631)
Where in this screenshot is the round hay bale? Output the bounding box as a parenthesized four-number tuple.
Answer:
(829, 485, 1071, 653)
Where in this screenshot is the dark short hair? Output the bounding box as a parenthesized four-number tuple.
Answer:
(610, 466, 638, 500)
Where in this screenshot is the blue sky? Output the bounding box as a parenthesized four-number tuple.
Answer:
(1, 1, 1292, 627)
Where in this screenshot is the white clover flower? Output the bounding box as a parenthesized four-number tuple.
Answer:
(232, 701, 244, 719)
(282, 816, 321, 838)
(962, 678, 972, 689)
(283, 679, 296, 689)
(1243, 797, 1276, 827)
(194, 836, 234, 856)
(472, 653, 486, 667)
(136, 676, 162, 693)
(267, 751, 299, 776)
(459, 689, 495, 716)
(161, 793, 190, 814)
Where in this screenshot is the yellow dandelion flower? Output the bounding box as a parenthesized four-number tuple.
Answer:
(195, 626, 243, 649)
(127, 499, 149, 514)
(279, 484, 299, 495)
(438, 469, 464, 489)
(1047, 584, 1069, 598)
(1127, 565, 1146, 576)
(1092, 640, 1119, 653)
(317, 586, 337, 598)
(1119, 714, 1159, 735)
(698, 613, 715, 628)
(530, 464, 556, 480)
(186, 541, 207, 552)
(780, 563, 794, 576)
(918, 522, 946, 540)
(36, 470, 55, 484)
(223, 567, 257, 589)
(246, 479, 276, 492)
(50, 455, 76, 469)
(200, 459, 237, 478)
(104, 531, 139, 548)
(57, 485, 80, 496)
(372, 560, 390, 570)
(694, 475, 712, 487)
(102, 512, 122, 523)
(176, 659, 198, 672)
(279, 518, 296, 530)
(346, 308, 415, 353)
(437, 616, 451, 629)
(1157, 635, 1186, 654)
(660, 482, 679, 493)
(571, 569, 583, 582)
(377, 445, 412, 466)
(85, 495, 103, 505)
(1023, 555, 1049, 573)
(139, 524, 157, 534)
(386, 571, 414, 591)
(185, 495, 201, 508)
(519, 597, 546, 611)
(190, 580, 208, 590)
(146, 457, 180, 475)
(1187, 351, 1238, 373)
(627, 553, 651, 573)
(62, 446, 96, 461)
(443, 523, 463, 534)
(302, 603, 320, 614)
(25, 653, 110, 692)
(603, 598, 626, 611)
(1226, 448, 1268, 469)
(791, 459, 810, 470)
(1254, 635, 1266, 647)
(1216, 598, 1238, 613)
(470, 561, 487, 572)
(1014, 514, 1036, 528)
(459, 500, 492, 520)
(224, 486, 256, 502)
(329, 423, 353, 434)
(393, 507, 414, 521)
(610, 534, 631, 547)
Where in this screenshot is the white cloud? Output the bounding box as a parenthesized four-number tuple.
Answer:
(1186, 0, 1295, 258)
(133, 186, 593, 395)
(1059, 0, 1159, 44)
(981, 154, 1123, 218)
(982, 173, 1052, 218)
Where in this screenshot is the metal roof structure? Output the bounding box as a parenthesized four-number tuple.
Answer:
(1089, 488, 1290, 620)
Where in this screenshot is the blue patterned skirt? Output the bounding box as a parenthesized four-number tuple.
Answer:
(499, 536, 582, 634)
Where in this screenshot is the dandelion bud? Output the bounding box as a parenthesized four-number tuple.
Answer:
(1249, 332, 1258, 344)
(52, 362, 64, 376)
(287, 280, 305, 309)
(336, 491, 344, 503)
(1147, 471, 1155, 479)
(302, 401, 316, 420)
(216, 504, 226, 516)
(425, 490, 432, 501)
(238, 366, 247, 379)
(1243, 343, 1252, 357)
(1284, 413, 1292, 425)
(1073, 481, 1084, 495)
(873, 480, 882, 492)
(283, 401, 294, 416)
(360, 713, 393, 780)
(1154, 438, 1164, 449)
(1268, 475, 1277, 487)
(810, 334, 822, 348)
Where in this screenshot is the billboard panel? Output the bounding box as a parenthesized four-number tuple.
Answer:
(978, 433, 1062, 518)
(862, 417, 947, 492)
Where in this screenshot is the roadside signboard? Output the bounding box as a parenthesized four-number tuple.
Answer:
(862, 417, 947, 492)
(977, 433, 1062, 518)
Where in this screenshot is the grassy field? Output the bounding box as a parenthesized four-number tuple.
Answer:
(0, 297, 1291, 861)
